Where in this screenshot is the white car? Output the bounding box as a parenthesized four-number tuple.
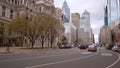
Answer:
(112, 45, 120, 52)
(88, 44, 97, 52)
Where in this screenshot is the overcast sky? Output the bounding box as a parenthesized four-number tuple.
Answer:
(54, 0, 106, 42)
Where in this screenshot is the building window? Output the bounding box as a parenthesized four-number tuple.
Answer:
(2, 6, 6, 17)
(0, 22, 4, 35)
(18, 1, 19, 5)
(21, 0, 22, 5)
(15, 0, 17, 5)
(24, 0, 26, 5)
(39, 7, 41, 12)
(17, 13, 20, 16)
(12, 0, 14, 3)
(10, 10, 13, 19)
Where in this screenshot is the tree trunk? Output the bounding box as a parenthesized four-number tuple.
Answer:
(41, 39, 44, 48)
(50, 40, 54, 48)
(31, 41, 34, 48)
(30, 38, 35, 48)
(47, 37, 50, 47)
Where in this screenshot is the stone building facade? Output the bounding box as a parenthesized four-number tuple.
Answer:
(112, 24, 120, 45)
(71, 13, 80, 28)
(55, 7, 64, 35)
(36, 0, 55, 16)
(0, 0, 62, 46)
(71, 13, 80, 44)
(99, 25, 112, 45)
(78, 28, 86, 45)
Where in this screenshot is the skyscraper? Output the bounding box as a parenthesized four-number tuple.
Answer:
(80, 10, 94, 45)
(104, 6, 108, 26)
(80, 10, 90, 32)
(108, 0, 120, 29)
(62, 0, 70, 23)
(107, 0, 119, 21)
(62, 0, 71, 42)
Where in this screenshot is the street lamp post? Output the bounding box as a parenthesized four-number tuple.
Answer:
(76, 28, 78, 45)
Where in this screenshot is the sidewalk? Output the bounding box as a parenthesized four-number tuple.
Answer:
(0, 47, 58, 55)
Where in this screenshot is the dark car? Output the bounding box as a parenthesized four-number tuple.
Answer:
(78, 44, 88, 49)
(105, 44, 113, 50)
(58, 43, 72, 49)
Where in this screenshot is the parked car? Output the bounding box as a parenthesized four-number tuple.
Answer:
(58, 44, 72, 49)
(112, 45, 120, 52)
(105, 44, 113, 50)
(88, 44, 97, 52)
(78, 44, 88, 49)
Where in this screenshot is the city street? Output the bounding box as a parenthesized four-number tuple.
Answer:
(0, 0, 120, 68)
(0, 47, 120, 68)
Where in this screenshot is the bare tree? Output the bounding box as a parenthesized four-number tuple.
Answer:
(9, 14, 40, 48)
(7, 13, 60, 49)
(46, 15, 60, 48)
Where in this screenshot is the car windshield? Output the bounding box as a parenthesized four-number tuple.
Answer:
(114, 46, 118, 48)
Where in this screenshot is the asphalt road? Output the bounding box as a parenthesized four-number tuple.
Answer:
(0, 47, 120, 68)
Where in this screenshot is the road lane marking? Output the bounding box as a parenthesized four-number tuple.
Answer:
(81, 52, 92, 54)
(0, 51, 83, 63)
(26, 52, 98, 68)
(106, 53, 120, 68)
(101, 53, 113, 56)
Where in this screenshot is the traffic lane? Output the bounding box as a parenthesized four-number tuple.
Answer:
(0, 48, 71, 59)
(0, 50, 83, 63)
(109, 53, 120, 68)
(0, 48, 80, 61)
(0, 51, 96, 68)
(111, 60, 120, 68)
(30, 50, 119, 68)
